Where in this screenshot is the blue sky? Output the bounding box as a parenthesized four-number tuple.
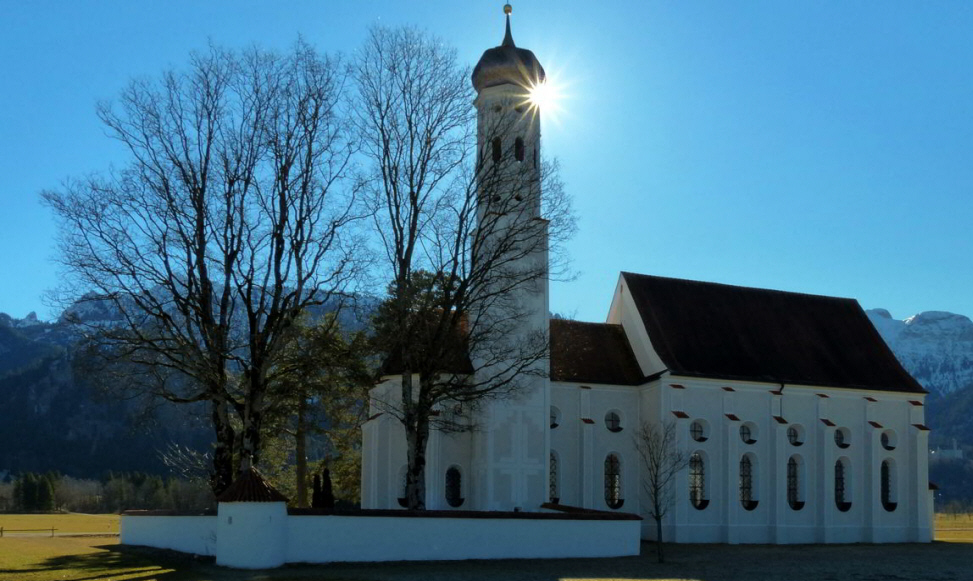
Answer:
(2, 1, 972, 323)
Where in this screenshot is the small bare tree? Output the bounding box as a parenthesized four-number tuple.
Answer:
(43, 41, 363, 494)
(357, 26, 575, 509)
(636, 420, 689, 563)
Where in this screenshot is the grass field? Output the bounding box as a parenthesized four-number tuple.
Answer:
(0, 513, 119, 535)
(1, 513, 973, 581)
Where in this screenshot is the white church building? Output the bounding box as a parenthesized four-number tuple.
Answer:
(361, 8, 933, 545)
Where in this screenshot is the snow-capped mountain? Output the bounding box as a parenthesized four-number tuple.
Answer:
(866, 308, 973, 396)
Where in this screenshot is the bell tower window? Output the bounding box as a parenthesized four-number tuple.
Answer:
(515, 137, 525, 162)
(492, 137, 502, 162)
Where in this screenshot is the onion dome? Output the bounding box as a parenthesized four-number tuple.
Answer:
(472, 4, 546, 93)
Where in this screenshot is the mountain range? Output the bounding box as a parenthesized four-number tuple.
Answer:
(1, 300, 971, 488)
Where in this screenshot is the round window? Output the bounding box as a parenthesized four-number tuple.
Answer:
(605, 411, 622, 433)
(740, 423, 757, 444)
(881, 430, 896, 451)
(690, 420, 709, 442)
(835, 428, 850, 449)
(787, 425, 804, 446)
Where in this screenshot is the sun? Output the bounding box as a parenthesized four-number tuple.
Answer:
(527, 79, 561, 113)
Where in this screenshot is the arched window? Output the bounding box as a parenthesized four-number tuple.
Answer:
(604, 453, 623, 509)
(445, 466, 464, 508)
(787, 456, 804, 510)
(835, 458, 851, 512)
(549, 451, 560, 503)
(689, 452, 708, 509)
(515, 137, 525, 162)
(740, 454, 758, 510)
(533, 147, 538, 167)
(550, 406, 560, 429)
(881, 459, 897, 512)
(491, 137, 502, 162)
(605, 411, 622, 433)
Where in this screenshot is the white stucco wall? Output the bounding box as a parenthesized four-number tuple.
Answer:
(551, 382, 640, 514)
(120, 514, 216, 556)
(285, 514, 641, 563)
(649, 376, 929, 544)
(121, 510, 642, 566)
(216, 502, 288, 569)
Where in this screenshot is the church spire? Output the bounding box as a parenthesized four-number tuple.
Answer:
(471, 3, 545, 92)
(502, 4, 515, 47)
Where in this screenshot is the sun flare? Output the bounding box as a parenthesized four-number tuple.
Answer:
(527, 79, 561, 112)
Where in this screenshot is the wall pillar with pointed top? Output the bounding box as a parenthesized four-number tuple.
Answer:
(215, 467, 288, 569)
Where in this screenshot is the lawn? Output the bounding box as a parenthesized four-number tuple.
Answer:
(1, 513, 973, 581)
(0, 512, 119, 535)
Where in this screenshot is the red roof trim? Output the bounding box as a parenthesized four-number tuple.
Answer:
(929, 482, 939, 491)
(366, 412, 383, 422)
(670, 384, 686, 389)
(820, 418, 836, 427)
(773, 415, 788, 424)
(579, 385, 592, 390)
(816, 393, 830, 398)
(868, 421, 883, 429)
(912, 423, 931, 431)
(770, 389, 783, 395)
(582, 418, 595, 424)
(672, 410, 690, 419)
(909, 400, 924, 406)
(864, 397, 878, 402)
(725, 413, 740, 421)
(721, 386, 735, 392)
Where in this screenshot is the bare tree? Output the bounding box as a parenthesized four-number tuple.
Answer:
(357, 26, 575, 509)
(43, 41, 362, 494)
(636, 421, 689, 563)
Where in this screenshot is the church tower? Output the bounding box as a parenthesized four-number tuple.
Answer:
(469, 4, 551, 511)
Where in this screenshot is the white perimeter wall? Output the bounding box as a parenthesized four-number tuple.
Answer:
(121, 511, 641, 567)
(286, 515, 640, 563)
(120, 515, 216, 556)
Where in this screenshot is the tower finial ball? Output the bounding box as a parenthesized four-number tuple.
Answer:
(504, 4, 512, 15)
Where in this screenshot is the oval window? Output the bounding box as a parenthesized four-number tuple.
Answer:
(690, 420, 709, 442)
(740, 422, 757, 444)
(605, 411, 622, 433)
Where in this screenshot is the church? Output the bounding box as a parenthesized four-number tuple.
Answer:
(360, 7, 933, 544)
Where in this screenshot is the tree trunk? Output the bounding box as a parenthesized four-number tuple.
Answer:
(655, 515, 664, 563)
(240, 374, 264, 472)
(295, 395, 308, 507)
(211, 398, 235, 495)
(403, 371, 430, 510)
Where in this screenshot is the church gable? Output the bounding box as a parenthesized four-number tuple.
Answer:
(620, 272, 925, 393)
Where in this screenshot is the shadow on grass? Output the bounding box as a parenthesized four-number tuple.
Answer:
(7, 540, 973, 581)
(1, 544, 218, 581)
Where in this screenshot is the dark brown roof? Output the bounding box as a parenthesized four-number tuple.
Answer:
(622, 273, 925, 394)
(378, 314, 475, 377)
(216, 467, 288, 503)
(379, 345, 474, 377)
(550, 319, 644, 385)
